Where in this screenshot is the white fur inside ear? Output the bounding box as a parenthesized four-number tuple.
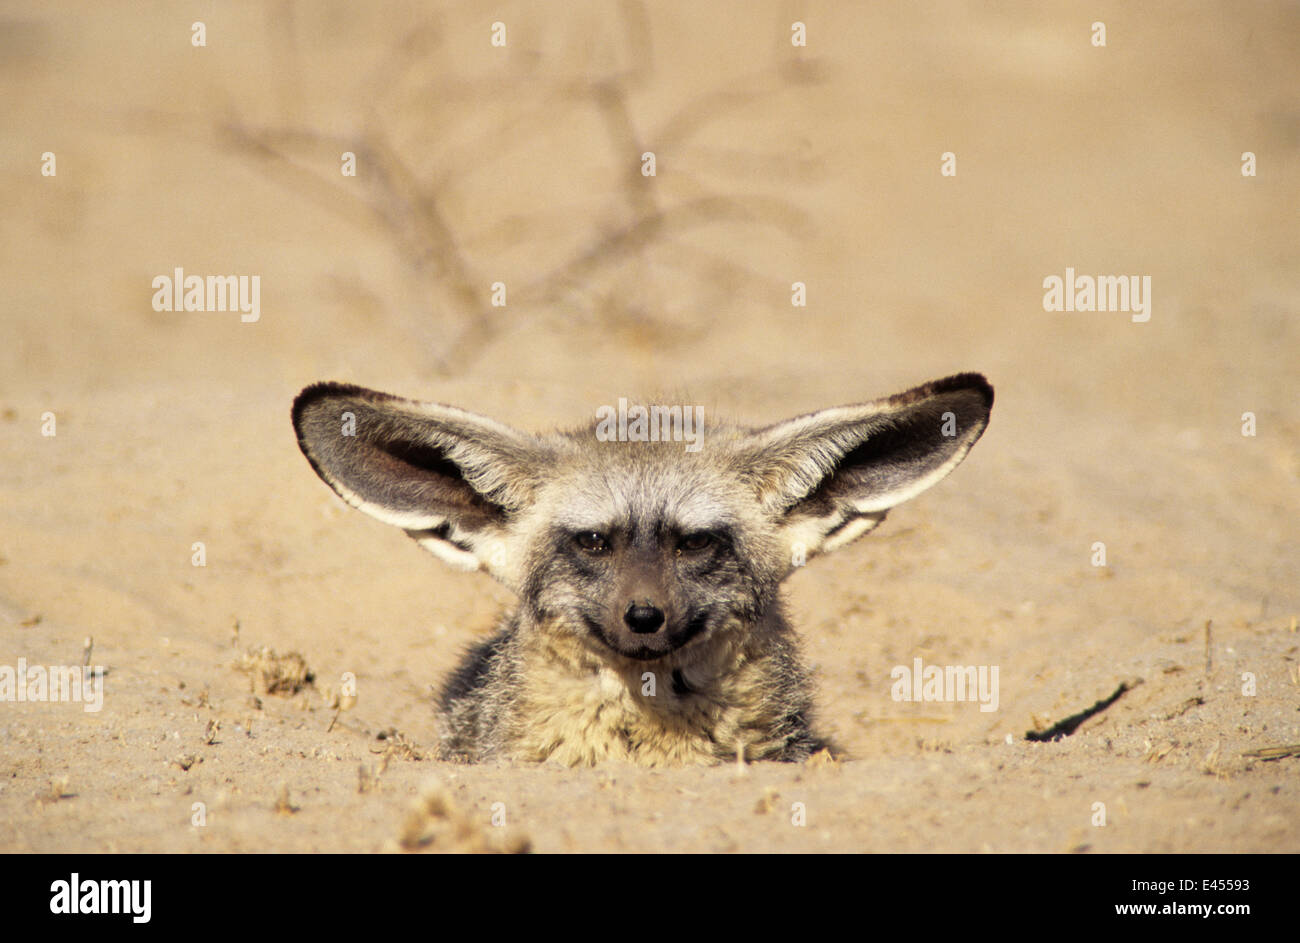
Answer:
(408, 532, 482, 572)
(783, 510, 886, 564)
(322, 474, 449, 531)
(821, 513, 886, 552)
(784, 516, 831, 559)
(846, 445, 976, 514)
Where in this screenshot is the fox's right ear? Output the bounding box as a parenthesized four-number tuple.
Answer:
(742, 373, 993, 564)
(292, 383, 550, 583)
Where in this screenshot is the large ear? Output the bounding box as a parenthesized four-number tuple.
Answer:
(292, 382, 550, 583)
(742, 373, 993, 560)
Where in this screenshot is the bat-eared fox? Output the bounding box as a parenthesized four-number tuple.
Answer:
(293, 373, 992, 766)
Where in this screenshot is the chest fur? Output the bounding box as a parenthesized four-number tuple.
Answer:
(506, 636, 784, 767)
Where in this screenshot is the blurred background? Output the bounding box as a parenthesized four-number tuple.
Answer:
(1, 1, 1297, 851)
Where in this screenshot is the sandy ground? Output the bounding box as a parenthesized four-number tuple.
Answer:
(1, 1, 1297, 853)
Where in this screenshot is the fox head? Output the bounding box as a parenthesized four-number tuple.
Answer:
(292, 374, 992, 664)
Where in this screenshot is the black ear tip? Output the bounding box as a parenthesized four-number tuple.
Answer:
(931, 372, 993, 409)
(291, 381, 376, 430)
(292, 383, 332, 432)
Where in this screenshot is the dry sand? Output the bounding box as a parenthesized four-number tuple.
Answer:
(1, 1, 1297, 853)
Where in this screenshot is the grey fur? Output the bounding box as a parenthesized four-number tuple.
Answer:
(292, 373, 993, 766)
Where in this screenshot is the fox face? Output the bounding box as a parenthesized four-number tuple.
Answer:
(292, 374, 993, 764)
(512, 443, 786, 667)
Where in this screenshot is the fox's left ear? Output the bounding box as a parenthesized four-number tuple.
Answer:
(292, 382, 551, 587)
(742, 373, 993, 560)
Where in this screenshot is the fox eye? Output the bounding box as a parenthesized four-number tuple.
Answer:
(678, 532, 714, 554)
(574, 532, 610, 554)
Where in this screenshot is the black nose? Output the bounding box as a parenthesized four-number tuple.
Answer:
(624, 603, 665, 634)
